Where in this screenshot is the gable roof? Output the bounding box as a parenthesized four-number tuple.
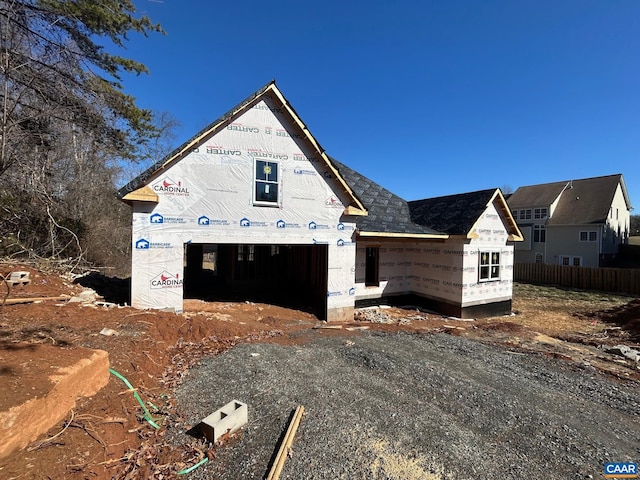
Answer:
(332, 160, 522, 241)
(409, 189, 523, 240)
(117, 81, 367, 216)
(549, 174, 630, 225)
(507, 181, 567, 209)
(508, 174, 631, 225)
(330, 159, 445, 238)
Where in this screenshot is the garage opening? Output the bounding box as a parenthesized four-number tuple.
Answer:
(183, 243, 328, 320)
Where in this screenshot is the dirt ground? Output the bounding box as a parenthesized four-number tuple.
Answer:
(0, 264, 639, 479)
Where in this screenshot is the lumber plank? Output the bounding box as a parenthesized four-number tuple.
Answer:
(3, 295, 71, 305)
(266, 405, 305, 480)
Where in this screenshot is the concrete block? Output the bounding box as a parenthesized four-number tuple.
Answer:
(7, 271, 30, 286)
(199, 400, 248, 443)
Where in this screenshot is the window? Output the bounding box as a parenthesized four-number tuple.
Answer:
(533, 225, 546, 243)
(512, 210, 518, 220)
(579, 231, 597, 242)
(254, 160, 279, 204)
(535, 253, 543, 264)
(560, 256, 581, 267)
(365, 247, 379, 286)
(520, 209, 532, 220)
(479, 251, 500, 281)
(237, 244, 255, 262)
(534, 208, 548, 219)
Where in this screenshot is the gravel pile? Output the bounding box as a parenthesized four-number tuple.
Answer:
(174, 331, 640, 479)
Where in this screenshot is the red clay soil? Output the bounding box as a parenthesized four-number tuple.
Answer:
(0, 265, 638, 479)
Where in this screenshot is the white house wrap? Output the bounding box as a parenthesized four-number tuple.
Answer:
(120, 82, 522, 321)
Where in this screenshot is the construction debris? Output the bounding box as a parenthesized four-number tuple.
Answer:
(354, 308, 394, 324)
(266, 405, 305, 480)
(99, 328, 119, 337)
(199, 400, 248, 444)
(605, 345, 640, 362)
(68, 289, 101, 304)
(7, 271, 31, 287)
(3, 295, 71, 305)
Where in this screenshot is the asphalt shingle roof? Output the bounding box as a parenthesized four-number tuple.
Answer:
(507, 181, 568, 209)
(330, 159, 444, 235)
(408, 189, 500, 235)
(548, 175, 623, 225)
(507, 174, 626, 225)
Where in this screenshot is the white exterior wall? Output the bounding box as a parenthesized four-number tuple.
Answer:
(354, 241, 464, 304)
(354, 243, 412, 299)
(354, 204, 514, 311)
(463, 203, 514, 307)
(409, 243, 465, 304)
(131, 97, 356, 319)
(603, 183, 631, 254)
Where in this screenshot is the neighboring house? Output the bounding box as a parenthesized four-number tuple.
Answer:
(118, 81, 522, 321)
(507, 175, 632, 267)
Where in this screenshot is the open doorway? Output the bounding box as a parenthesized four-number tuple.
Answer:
(183, 243, 328, 319)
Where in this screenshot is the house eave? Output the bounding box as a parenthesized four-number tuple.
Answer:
(121, 186, 159, 204)
(117, 81, 369, 216)
(343, 206, 368, 216)
(268, 86, 368, 216)
(357, 231, 449, 240)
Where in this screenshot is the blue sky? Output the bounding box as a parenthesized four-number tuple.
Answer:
(116, 0, 639, 208)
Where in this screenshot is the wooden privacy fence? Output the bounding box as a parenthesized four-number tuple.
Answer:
(514, 263, 640, 296)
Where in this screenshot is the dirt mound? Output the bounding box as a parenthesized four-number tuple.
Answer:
(1, 264, 81, 299)
(577, 298, 640, 341)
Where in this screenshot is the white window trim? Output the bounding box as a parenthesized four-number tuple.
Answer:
(479, 250, 501, 282)
(253, 159, 280, 206)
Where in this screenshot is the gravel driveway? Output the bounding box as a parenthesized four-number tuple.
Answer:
(175, 331, 640, 479)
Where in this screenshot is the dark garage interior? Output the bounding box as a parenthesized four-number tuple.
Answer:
(183, 243, 328, 319)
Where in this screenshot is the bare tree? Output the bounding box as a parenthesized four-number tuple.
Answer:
(0, 0, 163, 271)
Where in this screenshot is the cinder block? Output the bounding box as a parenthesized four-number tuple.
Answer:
(199, 400, 248, 443)
(7, 271, 30, 286)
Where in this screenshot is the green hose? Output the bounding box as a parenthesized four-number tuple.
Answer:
(109, 368, 160, 429)
(177, 457, 209, 475)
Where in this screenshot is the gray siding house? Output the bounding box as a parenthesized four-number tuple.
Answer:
(507, 175, 632, 267)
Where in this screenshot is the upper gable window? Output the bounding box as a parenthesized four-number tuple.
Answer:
(534, 208, 548, 219)
(520, 209, 532, 220)
(254, 160, 279, 205)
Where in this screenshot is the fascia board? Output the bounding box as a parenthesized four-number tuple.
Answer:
(268, 86, 368, 216)
(121, 185, 159, 204)
(466, 189, 524, 241)
(357, 231, 448, 240)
